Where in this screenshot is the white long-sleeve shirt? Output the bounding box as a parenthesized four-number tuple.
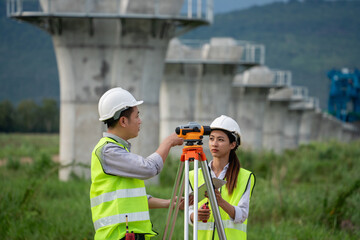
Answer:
(99, 132, 163, 180)
(189, 161, 252, 224)
(98, 132, 164, 200)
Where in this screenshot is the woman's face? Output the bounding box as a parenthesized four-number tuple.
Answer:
(208, 130, 236, 159)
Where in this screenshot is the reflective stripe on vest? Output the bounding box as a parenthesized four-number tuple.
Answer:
(198, 220, 247, 233)
(94, 211, 150, 231)
(91, 187, 146, 208)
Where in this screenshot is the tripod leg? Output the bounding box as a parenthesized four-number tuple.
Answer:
(193, 159, 199, 240)
(168, 175, 185, 239)
(163, 161, 184, 240)
(200, 160, 227, 240)
(184, 160, 189, 240)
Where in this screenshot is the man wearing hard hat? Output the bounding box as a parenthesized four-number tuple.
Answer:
(90, 87, 184, 240)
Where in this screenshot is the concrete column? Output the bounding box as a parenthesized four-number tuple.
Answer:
(160, 39, 202, 142)
(52, 18, 122, 180)
(282, 109, 303, 150)
(230, 66, 276, 151)
(263, 87, 304, 153)
(262, 100, 291, 153)
(231, 87, 270, 150)
(194, 38, 243, 125)
(309, 110, 324, 142)
(282, 97, 316, 149)
(298, 108, 322, 144)
(194, 63, 237, 125)
(160, 62, 202, 140)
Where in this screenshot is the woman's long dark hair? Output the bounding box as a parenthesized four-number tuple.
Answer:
(222, 130, 241, 195)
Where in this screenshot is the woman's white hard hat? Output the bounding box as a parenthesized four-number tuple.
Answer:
(98, 87, 143, 121)
(210, 115, 241, 145)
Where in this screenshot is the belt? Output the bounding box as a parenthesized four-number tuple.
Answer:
(120, 233, 145, 240)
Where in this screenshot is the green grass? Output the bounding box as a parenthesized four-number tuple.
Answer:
(0, 134, 359, 239)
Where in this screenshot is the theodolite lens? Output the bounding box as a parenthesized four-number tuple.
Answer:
(203, 126, 211, 135)
(175, 127, 180, 135)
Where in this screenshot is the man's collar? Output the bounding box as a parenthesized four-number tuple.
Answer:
(103, 132, 131, 150)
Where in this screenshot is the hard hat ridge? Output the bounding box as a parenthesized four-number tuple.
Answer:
(98, 87, 143, 121)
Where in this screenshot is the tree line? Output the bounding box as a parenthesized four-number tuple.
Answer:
(0, 99, 59, 133)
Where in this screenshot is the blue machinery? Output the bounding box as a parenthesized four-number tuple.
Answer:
(328, 68, 360, 122)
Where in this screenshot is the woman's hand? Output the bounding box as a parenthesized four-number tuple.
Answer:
(213, 189, 225, 207)
(190, 206, 211, 223)
(205, 189, 235, 219)
(205, 189, 225, 207)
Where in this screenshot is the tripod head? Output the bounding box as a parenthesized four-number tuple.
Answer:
(175, 122, 211, 145)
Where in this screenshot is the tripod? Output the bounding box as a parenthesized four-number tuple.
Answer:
(163, 140, 227, 240)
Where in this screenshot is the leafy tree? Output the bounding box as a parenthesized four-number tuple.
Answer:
(0, 100, 15, 132)
(15, 99, 40, 132)
(0, 99, 60, 133)
(39, 98, 59, 133)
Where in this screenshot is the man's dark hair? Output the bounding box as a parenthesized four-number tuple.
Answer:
(104, 107, 134, 129)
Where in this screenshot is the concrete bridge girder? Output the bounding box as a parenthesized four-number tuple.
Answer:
(39, 0, 185, 15)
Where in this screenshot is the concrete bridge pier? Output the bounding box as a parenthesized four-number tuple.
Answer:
(262, 87, 306, 153)
(298, 100, 321, 145)
(194, 38, 246, 125)
(230, 66, 279, 150)
(283, 108, 304, 150)
(160, 39, 202, 142)
(161, 38, 252, 156)
(8, 0, 211, 180)
(282, 96, 316, 150)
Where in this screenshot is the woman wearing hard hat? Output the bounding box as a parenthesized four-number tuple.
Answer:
(189, 115, 256, 240)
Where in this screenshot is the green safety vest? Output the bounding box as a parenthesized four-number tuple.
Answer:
(189, 167, 255, 240)
(90, 137, 157, 240)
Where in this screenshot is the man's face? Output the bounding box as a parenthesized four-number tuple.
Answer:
(126, 106, 142, 139)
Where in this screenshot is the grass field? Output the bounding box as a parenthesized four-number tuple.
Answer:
(0, 134, 359, 239)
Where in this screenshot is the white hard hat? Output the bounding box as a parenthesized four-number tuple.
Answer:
(98, 87, 143, 121)
(210, 115, 241, 145)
